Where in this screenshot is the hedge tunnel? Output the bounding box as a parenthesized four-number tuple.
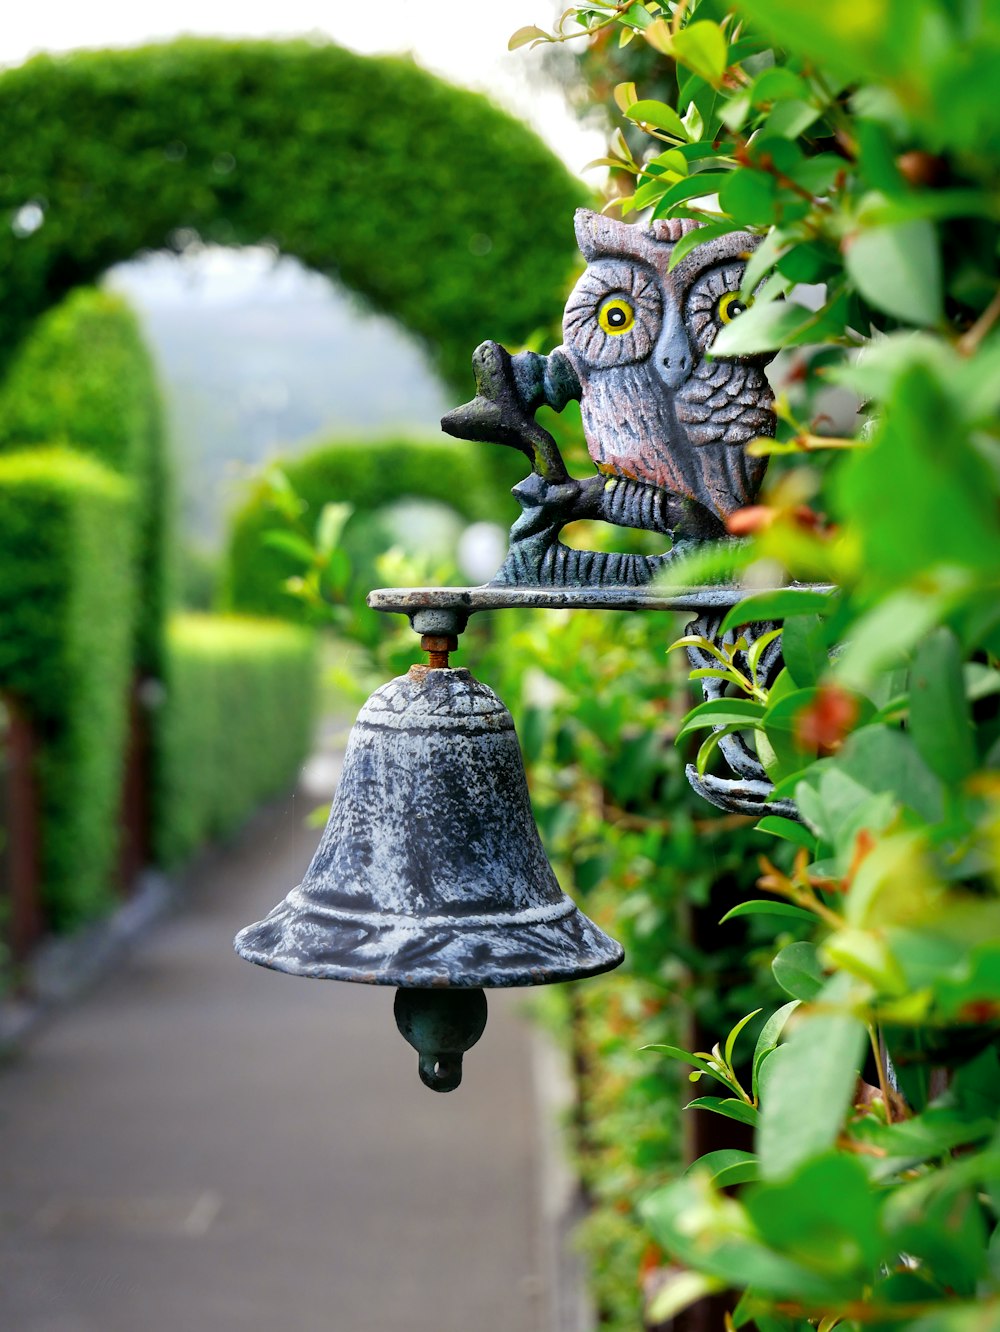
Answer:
(0, 37, 587, 389)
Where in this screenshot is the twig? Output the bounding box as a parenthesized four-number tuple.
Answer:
(869, 1023, 894, 1125)
(957, 284, 1000, 356)
(549, 1, 644, 45)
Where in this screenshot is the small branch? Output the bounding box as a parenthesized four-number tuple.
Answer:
(604, 801, 754, 836)
(796, 432, 864, 452)
(957, 285, 1000, 356)
(869, 1023, 894, 1125)
(549, 1, 644, 45)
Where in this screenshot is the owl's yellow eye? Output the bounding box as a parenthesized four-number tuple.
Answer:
(598, 298, 635, 336)
(718, 292, 751, 324)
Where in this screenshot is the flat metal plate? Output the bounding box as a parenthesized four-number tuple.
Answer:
(367, 583, 834, 617)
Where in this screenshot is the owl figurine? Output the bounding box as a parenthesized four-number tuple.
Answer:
(442, 208, 776, 587)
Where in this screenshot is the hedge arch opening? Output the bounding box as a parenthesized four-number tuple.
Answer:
(0, 37, 587, 389)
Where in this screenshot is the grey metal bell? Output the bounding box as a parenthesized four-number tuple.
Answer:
(234, 664, 623, 1090)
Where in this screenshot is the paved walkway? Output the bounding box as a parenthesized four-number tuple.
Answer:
(0, 773, 548, 1332)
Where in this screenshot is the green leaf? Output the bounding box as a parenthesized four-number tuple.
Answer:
(837, 358, 1000, 583)
(745, 1152, 883, 1275)
(722, 900, 817, 926)
(754, 815, 816, 850)
(834, 587, 964, 689)
(508, 24, 549, 50)
(646, 1271, 724, 1325)
(908, 628, 976, 785)
(747, 627, 784, 680)
(643, 147, 688, 176)
(836, 726, 945, 826)
(695, 724, 745, 776)
(965, 662, 1000, 702)
(629, 175, 675, 212)
(641, 1174, 861, 1301)
(725, 1008, 763, 1066)
(710, 297, 826, 356)
(686, 1096, 759, 1126)
(845, 220, 943, 327)
(793, 764, 898, 862)
(625, 99, 688, 140)
(681, 100, 705, 143)
(857, 1106, 996, 1166)
(642, 1043, 735, 1091)
(932, 942, 1000, 1022)
(732, 1, 912, 87)
(751, 67, 809, 107)
(670, 21, 729, 86)
(752, 1000, 800, 1102)
(720, 587, 833, 634)
(686, 1148, 758, 1185)
(261, 530, 315, 564)
(763, 97, 822, 139)
(667, 221, 736, 270)
(772, 941, 825, 1000)
(676, 697, 766, 740)
(757, 977, 867, 1179)
(885, 1185, 989, 1299)
(821, 926, 908, 995)
(720, 169, 778, 227)
(741, 227, 789, 294)
(781, 614, 830, 689)
(650, 172, 732, 217)
(713, 1159, 761, 1187)
(315, 501, 352, 556)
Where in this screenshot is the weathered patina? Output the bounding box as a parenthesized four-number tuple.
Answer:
(441, 209, 776, 586)
(235, 665, 622, 1090)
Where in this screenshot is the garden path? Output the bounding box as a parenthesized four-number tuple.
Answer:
(0, 753, 548, 1332)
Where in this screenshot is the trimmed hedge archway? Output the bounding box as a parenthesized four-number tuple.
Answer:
(0, 38, 586, 387)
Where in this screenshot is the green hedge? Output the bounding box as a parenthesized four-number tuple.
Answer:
(224, 435, 511, 619)
(0, 449, 135, 928)
(154, 613, 317, 866)
(0, 38, 586, 389)
(0, 287, 168, 675)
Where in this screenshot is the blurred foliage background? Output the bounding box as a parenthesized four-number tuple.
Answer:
(0, 36, 584, 958)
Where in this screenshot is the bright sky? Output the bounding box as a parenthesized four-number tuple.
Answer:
(0, 0, 603, 174)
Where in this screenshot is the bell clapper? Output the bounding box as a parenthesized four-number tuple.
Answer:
(394, 988, 488, 1092)
(420, 633, 458, 669)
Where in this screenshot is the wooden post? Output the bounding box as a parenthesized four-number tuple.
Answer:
(0, 699, 43, 966)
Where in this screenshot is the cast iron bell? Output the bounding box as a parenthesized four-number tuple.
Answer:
(234, 663, 623, 1091)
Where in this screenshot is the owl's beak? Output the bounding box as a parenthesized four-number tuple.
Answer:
(655, 307, 694, 390)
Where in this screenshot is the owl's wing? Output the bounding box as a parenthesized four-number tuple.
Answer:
(441, 341, 578, 485)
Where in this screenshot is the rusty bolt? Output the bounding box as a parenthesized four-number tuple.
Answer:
(420, 634, 458, 669)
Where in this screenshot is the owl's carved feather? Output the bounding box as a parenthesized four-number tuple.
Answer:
(442, 210, 777, 586)
(560, 210, 776, 520)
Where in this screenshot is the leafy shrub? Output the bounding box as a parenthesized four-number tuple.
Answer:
(0, 287, 168, 675)
(479, 605, 771, 1330)
(0, 38, 586, 389)
(223, 436, 511, 621)
(154, 613, 317, 866)
(0, 449, 134, 927)
(516, 3, 1000, 1328)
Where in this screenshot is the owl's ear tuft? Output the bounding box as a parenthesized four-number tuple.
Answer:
(574, 208, 666, 266)
(650, 218, 701, 244)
